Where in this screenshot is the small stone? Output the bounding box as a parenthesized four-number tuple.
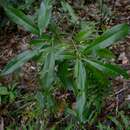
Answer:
(118, 52, 129, 64)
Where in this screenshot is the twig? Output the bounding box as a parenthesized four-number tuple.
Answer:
(115, 87, 127, 96)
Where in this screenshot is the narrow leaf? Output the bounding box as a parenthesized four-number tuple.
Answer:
(61, 1, 78, 23)
(3, 5, 39, 34)
(76, 92, 86, 122)
(40, 52, 55, 87)
(85, 59, 128, 78)
(38, 0, 52, 35)
(75, 22, 96, 42)
(74, 60, 86, 90)
(96, 49, 115, 59)
(1, 50, 39, 75)
(4, 6, 39, 34)
(84, 24, 129, 53)
(58, 62, 73, 89)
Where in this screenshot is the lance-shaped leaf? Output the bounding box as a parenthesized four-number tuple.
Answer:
(84, 59, 128, 78)
(35, 92, 45, 109)
(31, 34, 51, 45)
(61, 1, 78, 24)
(75, 22, 96, 42)
(84, 24, 129, 53)
(3, 5, 39, 34)
(58, 62, 73, 89)
(38, 0, 52, 36)
(96, 49, 115, 59)
(74, 60, 86, 90)
(40, 52, 55, 87)
(1, 50, 39, 75)
(76, 92, 86, 122)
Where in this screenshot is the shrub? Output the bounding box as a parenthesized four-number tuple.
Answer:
(0, 0, 129, 128)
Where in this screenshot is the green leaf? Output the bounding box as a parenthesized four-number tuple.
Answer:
(1, 50, 39, 75)
(75, 22, 96, 42)
(0, 87, 8, 95)
(3, 5, 39, 34)
(54, 44, 72, 61)
(87, 62, 109, 87)
(84, 24, 129, 53)
(108, 116, 123, 130)
(61, 1, 78, 24)
(58, 62, 73, 89)
(84, 59, 128, 78)
(38, 0, 52, 36)
(25, 0, 34, 5)
(97, 123, 113, 130)
(76, 92, 86, 122)
(74, 60, 86, 90)
(40, 52, 55, 87)
(35, 92, 44, 109)
(65, 124, 73, 130)
(96, 49, 115, 59)
(119, 111, 129, 128)
(97, 123, 105, 130)
(31, 35, 51, 45)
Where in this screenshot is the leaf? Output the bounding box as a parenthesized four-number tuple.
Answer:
(35, 92, 44, 109)
(87, 62, 109, 87)
(84, 59, 128, 78)
(38, 0, 52, 36)
(40, 52, 55, 87)
(96, 49, 115, 59)
(58, 62, 73, 89)
(76, 92, 86, 122)
(31, 35, 51, 45)
(66, 108, 77, 117)
(3, 5, 39, 34)
(75, 22, 96, 42)
(65, 124, 73, 130)
(97, 123, 105, 130)
(54, 45, 72, 61)
(0, 87, 8, 95)
(119, 112, 129, 128)
(75, 30, 92, 42)
(1, 50, 39, 75)
(61, 1, 78, 24)
(84, 24, 129, 53)
(97, 123, 113, 130)
(74, 60, 86, 90)
(108, 116, 123, 130)
(25, 0, 34, 5)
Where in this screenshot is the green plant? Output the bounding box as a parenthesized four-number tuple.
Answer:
(3, 0, 35, 10)
(6, 123, 45, 130)
(97, 111, 130, 130)
(0, 85, 9, 103)
(61, 1, 79, 24)
(0, 0, 129, 128)
(0, 0, 37, 29)
(0, 83, 17, 104)
(98, 0, 112, 24)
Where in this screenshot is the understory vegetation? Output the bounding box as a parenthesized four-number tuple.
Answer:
(0, 0, 130, 129)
